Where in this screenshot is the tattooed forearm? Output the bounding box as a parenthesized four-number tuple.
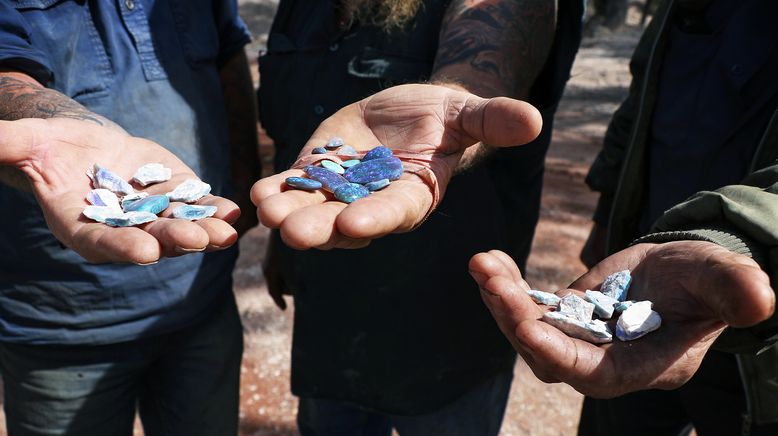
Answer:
(432, 0, 557, 99)
(0, 75, 122, 130)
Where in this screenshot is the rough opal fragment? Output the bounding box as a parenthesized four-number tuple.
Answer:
(86, 189, 121, 210)
(304, 166, 349, 192)
(172, 205, 217, 221)
(285, 177, 323, 191)
(90, 164, 134, 195)
(362, 145, 394, 161)
(132, 163, 172, 187)
(123, 194, 170, 214)
(543, 311, 613, 344)
(321, 160, 345, 174)
(312, 147, 327, 154)
(585, 290, 619, 319)
(166, 179, 211, 203)
(344, 157, 403, 184)
(616, 301, 662, 341)
(527, 290, 561, 306)
(337, 145, 358, 156)
(83, 205, 125, 223)
(341, 159, 362, 169)
(364, 179, 390, 191)
(600, 269, 631, 301)
(325, 137, 344, 149)
(614, 300, 635, 313)
(334, 183, 370, 203)
(104, 211, 158, 227)
(121, 192, 149, 210)
(558, 293, 595, 322)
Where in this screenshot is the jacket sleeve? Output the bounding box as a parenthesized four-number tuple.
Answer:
(636, 159, 778, 353)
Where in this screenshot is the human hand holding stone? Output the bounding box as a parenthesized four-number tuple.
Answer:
(0, 118, 240, 264)
(469, 241, 775, 398)
(250, 84, 542, 250)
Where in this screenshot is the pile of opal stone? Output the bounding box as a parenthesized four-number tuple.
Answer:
(285, 137, 404, 203)
(82, 163, 216, 227)
(528, 270, 662, 344)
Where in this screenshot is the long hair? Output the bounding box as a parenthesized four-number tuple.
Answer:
(338, 0, 423, 31)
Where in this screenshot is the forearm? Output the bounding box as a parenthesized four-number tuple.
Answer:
(431, 0, 557, 171)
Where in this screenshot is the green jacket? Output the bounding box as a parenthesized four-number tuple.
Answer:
(585, 0, 778, 425)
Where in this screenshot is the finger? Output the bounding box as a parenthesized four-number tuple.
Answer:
(250, 169, 306, 206)
(488, 249, 527, 287)
(141, 217, 210, 255)
(70, 223, 162, 265)
(335, 179, 432, 238)
(469, 250, 525, 289)
(280, 201, 370, 250)
(195, 195, 241, 225)
(158, 201, 238, 251)
(456, 95, 543, 147)
(195, 218, 238, 251)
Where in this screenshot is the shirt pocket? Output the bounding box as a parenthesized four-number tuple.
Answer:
(168, 0, 220, 67)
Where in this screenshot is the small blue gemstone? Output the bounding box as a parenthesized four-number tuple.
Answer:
(334, 183, 370, 203)
(285, 176, 322, 191)
(124, 194, 169, 214)
(364, 179, 390, 191)
(325, 137, 344, 149)
(312, 147, 327, 154)
(363, 146, 394, 161)
(172, 205, 218, 221)
(304, 166, 349, 192)
(344, 157, 403, 184)
(338, 145, 358, 156)
(341, 159, 361, 168)
(320, 160, 345, 174)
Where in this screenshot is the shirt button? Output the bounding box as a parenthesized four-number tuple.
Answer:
(329, 43, 339, 52)
(125, 0, 135, 10)
(730, 64, 743, 75)
(313, 105, 324, 115)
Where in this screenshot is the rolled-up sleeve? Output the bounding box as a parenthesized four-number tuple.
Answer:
(213, 0, 252, 67)
(0, 2, 52, 83)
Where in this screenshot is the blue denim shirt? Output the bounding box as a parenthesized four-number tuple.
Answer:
(0, 0, 250, 345)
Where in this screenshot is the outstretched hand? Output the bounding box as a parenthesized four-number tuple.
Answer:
(251, 84, 542, 250)
(469, 241, 775, 398)
(0, 118, 240, 264)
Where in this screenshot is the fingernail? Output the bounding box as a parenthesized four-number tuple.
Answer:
(175, 246, 206, 254)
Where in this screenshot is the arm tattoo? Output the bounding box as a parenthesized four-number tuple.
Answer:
(432, 0, 557, 98)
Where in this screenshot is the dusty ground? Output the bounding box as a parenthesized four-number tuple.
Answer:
(0, 3, 646, 436)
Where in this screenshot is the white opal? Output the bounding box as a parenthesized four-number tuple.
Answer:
(132, 163, 172, 187)
(616, 301, 661, 341)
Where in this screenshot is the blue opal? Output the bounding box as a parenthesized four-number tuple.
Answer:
(338, 145, 358, 156)
(123, 194, 169, 214)
(584, 290, 618, 319)
(362, 145, 393, 161)
(341, 159, 361, 168)
(344, 157, 403, 184)
(613, 300, 635, 313)
(334, 183, 370, 203)
(312, 147, 327, 154)
(600, 270, 632, 301)
(320, 160, 345, 174)
(304, 166, 349, 192)
(527, 290, 561, 306)
(105, 211, 158, 227)
(364, 179, 390, 191)
(285, 176, 323, 191)
(172, 205, 217, 221)
(325, 137, 344, 149)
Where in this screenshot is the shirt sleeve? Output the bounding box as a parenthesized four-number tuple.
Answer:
(213, 0, 252, 67)
(0, 2, 53, 84)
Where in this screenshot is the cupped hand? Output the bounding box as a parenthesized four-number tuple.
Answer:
(251, 83, 542, 250)
(469, 241, 775, 398)
(0, 118, 240, 264)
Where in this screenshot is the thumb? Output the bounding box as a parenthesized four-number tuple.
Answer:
(456, 95, 542, 147)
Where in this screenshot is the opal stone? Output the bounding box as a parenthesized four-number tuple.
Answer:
(132, 163, 172, 187)
(337, 145, 358, 157)
(527, 290, 561, 306)
(121, 192, 149, 210)
(172, 205, 218, 221)
(285, 176, 323, 191)
(325, 137, 344, 149)
(584, 290, 618, 319)
(543, 311, 613, 344)
(364, 179, 390, 191)
(304, 166, 349, 192)
(600, 269, 631, 301)
(341, 159, 362, 169)
(321, 160, 345, 174)
(362, 145, 394, 161)
(616, 301, 661, 341)
(86, 189, 121, 210)
(90, 164, 134, 195)
(312, 147, 327, 154)
(614, 300, 635, 313)
(166, 179, 211, 203)
(123, 194, 170, 214)
(344, 157, 403, 184)
(83, 205, 125, 223)
(104, 211, 158, 227)
(558, 293, 595, 322)
(334, 183, 370, 203)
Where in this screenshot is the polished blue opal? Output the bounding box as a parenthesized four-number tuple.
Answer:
(364, 179, 390, 191)
(320, 160, 345, 174)
(341, 159, 361, 168)
(325, 137, 344, 149)
(362, 145, 393, 161)
(312, 147, 327, 154)
(285, 176, 323, 191)
(172, 205, 217, 221)
(334, 183, 370, 203)
(123, 194, 169, 214)
(337, 145, 358, 156)
(344, 157, 403, 184)
(304, 166, 349, 192)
